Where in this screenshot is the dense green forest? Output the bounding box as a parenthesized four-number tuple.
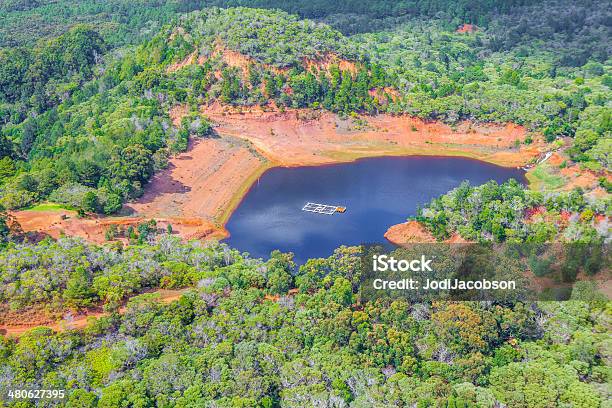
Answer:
(0, 236, 609, 407)
(0, 0, 542, 48)
(416, 179, 610, 242)
(0, 4, 610, 213)
(2, 0, 608, 66)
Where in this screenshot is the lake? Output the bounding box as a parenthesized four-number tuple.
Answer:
(224, 156, 526, 263)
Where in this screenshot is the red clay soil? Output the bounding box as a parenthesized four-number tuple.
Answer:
(166, 50, 198, 73)
(457, 24, 477, 33)
(199, 104, 541, 168)
(368, 87, 400, 104)
(559, 164, 604, 191)
(13, 209, 118, 243)
(169, 103, 191, 126)
(546, 152, 566, 167)
(167, 40, 288, 76)
(0, 289, 188, 338)
(384, 221, 437, 244)
(384, 220, 470, 246)
(125, 136, 268, 232)
(12, 209, 221, 244)
(166, 40, 356, 77)
(302, 54, 358, 74)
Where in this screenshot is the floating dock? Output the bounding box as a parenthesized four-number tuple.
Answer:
(302, 202, 346, 215)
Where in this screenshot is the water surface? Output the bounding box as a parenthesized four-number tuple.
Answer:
(225, 156, 525, 263)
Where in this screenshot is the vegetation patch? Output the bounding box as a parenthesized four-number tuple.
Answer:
(23, 202, 74, 212)
(527, 164, 567, 191)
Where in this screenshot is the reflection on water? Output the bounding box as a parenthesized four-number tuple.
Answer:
(224, 156, 526, 263)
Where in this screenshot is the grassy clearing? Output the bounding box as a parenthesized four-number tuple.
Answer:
(526, 164, 566, 190)
(24, 202, 74, 212)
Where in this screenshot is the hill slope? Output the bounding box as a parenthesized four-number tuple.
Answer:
(0, 6, 609, 223)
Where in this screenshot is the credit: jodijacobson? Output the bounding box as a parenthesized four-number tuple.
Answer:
(372, 278, 516, 290)
(424, 279, 516, 290)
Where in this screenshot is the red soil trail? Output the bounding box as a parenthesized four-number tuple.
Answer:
(12, 209, 221, 244)
(0, 289, 189, 338)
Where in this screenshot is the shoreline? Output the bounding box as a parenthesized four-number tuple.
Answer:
(216, 146, 532, 240)
(13, 108, 544, 243)
(205, 106, 541, 238)
(217, 160, 274, 234)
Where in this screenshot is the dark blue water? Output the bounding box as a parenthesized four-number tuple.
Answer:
(225, 156, 525, 263)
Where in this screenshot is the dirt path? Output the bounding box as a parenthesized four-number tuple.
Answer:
(0, 289, 189, 338)
(12, 209, 222, 244)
